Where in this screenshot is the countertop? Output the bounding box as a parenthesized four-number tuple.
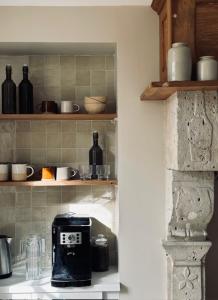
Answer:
(0, 265, 120, 295)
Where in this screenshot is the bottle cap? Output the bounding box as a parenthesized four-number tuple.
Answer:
(23, 65, 29, 71)
(6, 65, 12, 74)
(93, 131, 98, 138)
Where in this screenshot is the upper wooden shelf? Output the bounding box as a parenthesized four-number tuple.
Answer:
(141, 81, 218, 101)
(0, 179, 117, 187)
(0, 113, 117, 121)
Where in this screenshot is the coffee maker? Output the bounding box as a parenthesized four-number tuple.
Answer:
(51, 212, 92, 287)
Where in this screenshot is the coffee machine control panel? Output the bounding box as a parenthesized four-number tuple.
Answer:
(60, 232, 82, 245)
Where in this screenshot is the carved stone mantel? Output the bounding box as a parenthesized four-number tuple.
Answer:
(166, 90, 218, 171)
(166, 170, 214, 241)
(163, 90, 216, 300)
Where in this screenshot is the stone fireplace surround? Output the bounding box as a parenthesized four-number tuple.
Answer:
(163, 90, 218, 300)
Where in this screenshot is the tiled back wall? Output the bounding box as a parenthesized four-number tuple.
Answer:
(0, 54, 117, 267)
(0, 54, 116, 113)
(0, 119, 116, 174)
(0, 119, 117, 266)
(0, 184, 118, 267)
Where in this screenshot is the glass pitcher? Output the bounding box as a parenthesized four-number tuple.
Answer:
(20, 234, 45, 280)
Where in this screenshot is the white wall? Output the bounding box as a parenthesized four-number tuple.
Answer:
(0, 6, 166, 300)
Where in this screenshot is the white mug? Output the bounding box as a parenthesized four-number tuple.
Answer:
(0, 164, 9, 182)
(56, 167, 77, 181)
(12, 164, 34, 181)
(61, 101, 80, 114)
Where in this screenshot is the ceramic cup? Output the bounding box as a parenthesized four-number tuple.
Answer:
(56, 167, 77, 181)
(12, 164, 34, 181)
(41, 167, 56, 181)
(0, 163, 9, 182)
(39, 101, 58, 114)
(61, 101, 80, 114)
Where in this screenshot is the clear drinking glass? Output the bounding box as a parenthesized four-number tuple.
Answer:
(96, 165, 111, 180)
(96, 165, 105, 180)
(20, 234, 45, 280)
(79, 165, 93, 180)
(104, 165, 111, 180)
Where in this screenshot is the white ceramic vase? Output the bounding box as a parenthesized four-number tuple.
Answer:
(197, 56, 218, 81)
(167, 42, 192, 81)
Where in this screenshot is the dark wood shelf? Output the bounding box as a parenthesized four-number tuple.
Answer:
(0, 179, 117, 187)
(0, 113, 117, 121)
(141, 81, 218, 101)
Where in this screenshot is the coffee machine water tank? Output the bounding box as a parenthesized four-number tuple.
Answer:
(51, 212, 92, 287)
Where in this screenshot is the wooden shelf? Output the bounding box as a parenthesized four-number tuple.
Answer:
(0, 113, 117, 121)
(141, 81, 218, 101)
(0, 179, 117, 187)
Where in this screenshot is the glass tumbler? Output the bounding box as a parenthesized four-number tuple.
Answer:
(96, 165, 111, 180)
(79, 165, 92, 180)
(20, 234, 45, 280)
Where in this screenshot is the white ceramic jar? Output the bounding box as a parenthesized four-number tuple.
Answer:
(167, 42, 192, 81)
(197, 56, 218, 81)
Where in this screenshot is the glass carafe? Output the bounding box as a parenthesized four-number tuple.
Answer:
(21, 234, 45, 280)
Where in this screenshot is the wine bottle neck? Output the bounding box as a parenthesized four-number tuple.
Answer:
(6, 65, 12, 80)
(94, 139, 98, 146)
(23, 66, 29, 80)
(6, 70, 11, 80)
(93, 132, 99, 146)
(23, 73, 28, 80)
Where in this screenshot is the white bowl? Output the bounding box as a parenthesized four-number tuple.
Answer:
(84, 102, 106, 114)
(84, 96, 107, 104)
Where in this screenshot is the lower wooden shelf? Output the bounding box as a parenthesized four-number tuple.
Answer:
(0, 113, 117, 121)
(0, 179, 117, 187)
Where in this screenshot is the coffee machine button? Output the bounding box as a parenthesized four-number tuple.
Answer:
(68, 234, 76, 242)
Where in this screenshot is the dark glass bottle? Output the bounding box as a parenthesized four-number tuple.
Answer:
(2, 65, 16, 114)
(89, 131, 103, 179)
(19, 65, 33, 114)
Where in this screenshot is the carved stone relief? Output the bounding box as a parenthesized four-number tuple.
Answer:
(187, 93, 212, 164)
(163, 241, 211, 300)
(166, 170, 214, 240)
(176, 267, 198, 291)
(166, 90, 218, 171)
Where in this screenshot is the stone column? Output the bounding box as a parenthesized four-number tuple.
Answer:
(163, 241, 211, 300)
(163, 90, 217, 300)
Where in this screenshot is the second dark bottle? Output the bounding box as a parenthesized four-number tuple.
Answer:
(19, 65, 33, 114)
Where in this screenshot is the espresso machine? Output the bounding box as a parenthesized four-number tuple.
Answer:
(51, 213, 92, 287)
